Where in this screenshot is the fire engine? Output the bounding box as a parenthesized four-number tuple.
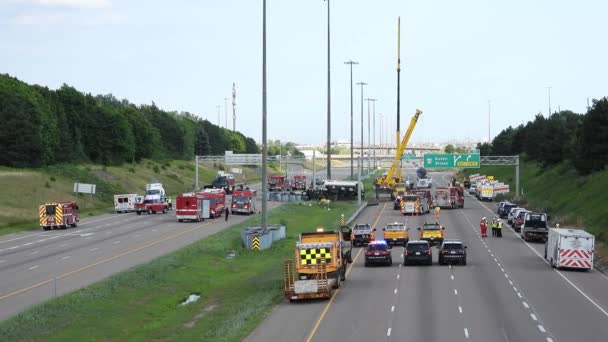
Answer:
(292, 175, 307, 190)
(175, 193, 205, 222)
(197, 188, 226, 218)
(268, 176, 286, 191)
(231, 189, 257, 215)
(39, 201, 79, 230)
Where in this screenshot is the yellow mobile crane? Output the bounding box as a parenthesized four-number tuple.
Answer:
(375, 109, 422, 200)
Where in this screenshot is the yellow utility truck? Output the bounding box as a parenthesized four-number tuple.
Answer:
(284, 227, 352, 302)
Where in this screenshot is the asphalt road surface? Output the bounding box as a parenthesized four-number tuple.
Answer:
(246, 171, 608, 342)
(0, 167, 352, 320)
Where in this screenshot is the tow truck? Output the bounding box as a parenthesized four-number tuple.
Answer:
(377, 222, 409, 247)
(283, 226, 352, 302)
(352, 223, 372, 247)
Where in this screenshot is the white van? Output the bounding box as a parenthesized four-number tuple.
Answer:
(114, 194, 138, 213)
(545, 228, 594, 270)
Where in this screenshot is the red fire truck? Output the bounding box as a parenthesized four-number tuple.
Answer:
(449, 186, 465, 208)
(409, 189, 433, 208)
(196, 189, 226, 218)
(231, 189, 257, 215)
(292, 175, 307, 190)
(268, 176, 286, 191)
(39, 201, 79, 230)
(175, 193, 205, 222)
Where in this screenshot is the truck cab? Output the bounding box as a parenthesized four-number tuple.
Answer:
(293, 175, 307, 190)
(417, 222, 445, 246)
(380, 222, 409, 246)
(268, 176, 285, 192)
(521, 212, 549, 242)
(352, 223, 372, 246)
(39, 202, 79, 230)
(400, 195, 425, 215)
(231, 189, 257, 215)
(433, 187, 451, 209)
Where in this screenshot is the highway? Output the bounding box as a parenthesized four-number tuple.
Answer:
(246, 171, 608, 342)
(0, 167, 351, 320)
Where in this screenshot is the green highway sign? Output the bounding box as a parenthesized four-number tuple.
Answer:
(423, 153, 480, 169)
(401, 153, 417, 160)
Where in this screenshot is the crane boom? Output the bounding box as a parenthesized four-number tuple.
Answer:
(376, 109, 422, 194)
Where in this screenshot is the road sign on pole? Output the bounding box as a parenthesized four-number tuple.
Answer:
(423, 153, 480, 168)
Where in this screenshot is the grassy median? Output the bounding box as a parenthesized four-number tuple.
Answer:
(0, 201, 359, 341)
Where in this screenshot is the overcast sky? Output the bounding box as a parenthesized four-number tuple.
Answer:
(1, 0, 606, 145)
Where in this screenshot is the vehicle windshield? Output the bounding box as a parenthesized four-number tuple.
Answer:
(407, 243, 429, 252)
(442, 243, 463, 250)
(268, 179, 277, 184)
(146, 189, 160, 195)
(232, 196, 248, 203)
(368, 244, 389, 251)
(386, 224, 405, 231)
(354, 225, 370, 231)
(403, 196, 418, 201)
(423, 224, 441, 230)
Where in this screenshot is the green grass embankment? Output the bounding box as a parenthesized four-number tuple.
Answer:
(459, 161, 608, 242)
(0, 160, 261, 235)
(0, 201, 359, 341)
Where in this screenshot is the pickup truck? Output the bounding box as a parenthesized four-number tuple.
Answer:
(352, 224, 372, 246)
(521, 212, 549, 242)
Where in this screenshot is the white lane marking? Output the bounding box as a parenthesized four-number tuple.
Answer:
(0, 260, 5, 263)
(89, 248, 99, 252)
(490, 253, 494, 257)
(387, 328, 392, 337)
(30, 251, 40, 255)
(464, 328, 469, 339)
(60, 244, 67, 247)
(28, 265, 39, 270)
(504, 274, 509, 278)
(62, 256, 71, 260)
(114, 241, 120, 244)
(531, 313, 538, 321)
(538, 325, 546, 333)
(399, 263, 402, 268)
(391, 306, 394, 312)
(80, 233, 94, 237)
(104, 223, 112, 226)
(509, 280, 513, 286)
(450, 275, 455, 280)
(472, 192, 608, 319)
(397, 274, 400, 279)
(394, 288, 398, 294)
(547, 338, 554, 342)
(523, 302, 530, 309)
(517, 292, 523, 299)
(459, 306, 463, 314)
(454, 289, 458, 295)
(513, 286, 517, 292)
(23, 242, 33, 246)
(500, 267, 505, 272)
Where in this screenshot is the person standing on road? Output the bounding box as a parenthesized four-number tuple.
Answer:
(480, 217, 487, 237)
(225, 207, 229, 221)
(496, 219, 503, 237)
(491, 218, 497, 237)
(435, 206, 441, 220)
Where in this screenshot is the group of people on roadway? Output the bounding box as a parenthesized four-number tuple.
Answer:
(480, 217, 502, 238)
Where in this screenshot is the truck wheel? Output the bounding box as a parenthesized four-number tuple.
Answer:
(550, 258, 556, 268)
(333, 274, 341, 289)
(163, 208, 167, 214)
(137, 211, 142, 216)
(340, 267, 346, 281)
(71, 223, 77, 228)
(148, 209, 152, 215)
(43, 226, 50, 231)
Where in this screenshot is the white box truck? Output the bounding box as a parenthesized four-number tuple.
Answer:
(545, 228, 594, 270)
(114, 194, 138, 213)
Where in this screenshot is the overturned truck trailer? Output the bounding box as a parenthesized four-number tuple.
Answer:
(324, 180, 364, 200)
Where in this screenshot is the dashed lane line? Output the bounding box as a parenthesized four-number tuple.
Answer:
(61, 256, 70, 260)
(464, 328, 469, 339)
(531, 313, 538, 321)
(0, 218, 216, 303)
(538, 325, 546, 333)
(387, 328, 392, 337)
(28, 266, 38, 270)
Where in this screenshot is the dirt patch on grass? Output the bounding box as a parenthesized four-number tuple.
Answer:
(93, 169, 118, 183)
(183, 304, 218, 329)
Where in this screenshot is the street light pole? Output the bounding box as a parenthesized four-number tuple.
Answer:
(488, 100, 491, 144)
(216, 105, 221, 127)
(324, 0, 332, 180)
(261, 0, 268, 230)
(344, 60, 358, 180)
(546, 86, 552, 115)
(356, 82, 367, 178)
(224, 97, 228, 128)
(371, 99, 377, 169)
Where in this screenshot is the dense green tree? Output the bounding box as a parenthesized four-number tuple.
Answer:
(444, 144, 456, 154)
(195, 124, 211, 155)
(575, 98, 608, 174)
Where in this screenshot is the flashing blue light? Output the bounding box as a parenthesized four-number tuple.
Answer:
(370, 240, 387, 245)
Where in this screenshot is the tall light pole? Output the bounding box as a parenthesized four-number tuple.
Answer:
(345, 60, 358, 180)
(487, 100, 491, 144)
(261, 0, 268, 230)
(365, 98, 377, 174)
(216, 105, 221, 127)
(356, 82, 367, 177)
(371, 99, 378, 168)
(378, 113, 383, 150)
(546, 86, 552, 115)
(324, 0, 332, 180)
(224, 97, 228, 128)
(232, 82, 236, 132)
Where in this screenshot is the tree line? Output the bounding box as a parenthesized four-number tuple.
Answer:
(477, 97, 607, 175)
(0, 74, 259, 167)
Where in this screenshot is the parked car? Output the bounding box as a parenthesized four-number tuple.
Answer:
(507, 207, 523, 225)
(468, 184, 478, 195)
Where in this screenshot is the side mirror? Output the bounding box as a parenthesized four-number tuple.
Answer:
(441, 227, 445, 230)
(547, 215, 551, 221)
(464, 246, 468, 249)
(372, 228, 377, 232)
(417, 227, 421, 231)
(382, 228, 386, 231)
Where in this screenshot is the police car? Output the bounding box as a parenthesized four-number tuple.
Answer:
(364, 241, 393, 267)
